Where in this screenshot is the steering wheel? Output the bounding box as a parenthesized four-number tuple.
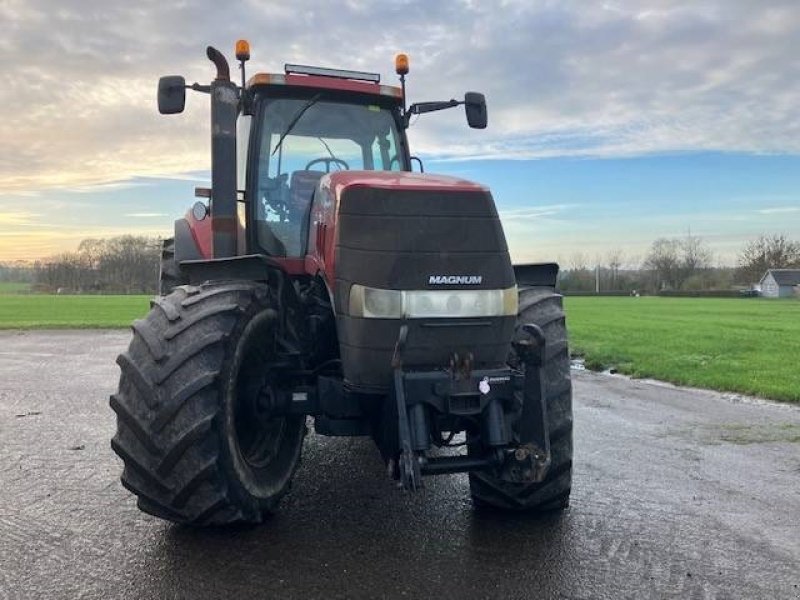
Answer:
(305, 157, 349, 172)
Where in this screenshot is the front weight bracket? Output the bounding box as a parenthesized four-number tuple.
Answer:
(507, 323, 552, 483)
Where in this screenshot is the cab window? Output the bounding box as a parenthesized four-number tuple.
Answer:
(255, 97, 403, 256)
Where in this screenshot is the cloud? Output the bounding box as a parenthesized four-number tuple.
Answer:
(123, 212, 168, 218)
(0, 225, 171, 262)
(64, 180, 148, 194)
(499, 204, 578, 220)
(2, 0, 800, 193)
(0, 211, 41, 226)
(757, 206, 800, 214)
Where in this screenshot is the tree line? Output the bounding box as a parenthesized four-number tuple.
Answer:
(27, 236, 161, 294)
(0, 262, 35, 283)
(2, 232, 798, 295)
(558, 233, 800, 294)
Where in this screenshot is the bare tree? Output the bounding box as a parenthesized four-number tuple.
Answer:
(559, 252, 595, 292)
(737, 234, 800, 284)
(35, 235, 161, 293)
(77, 238, 106, 270)
(607, 248, 624, 290)
(568, 252, 589, 272)
(679, 233, 713, 289)
(681, 233, 712, 273)
(644, 238, 680, 290)
(0, 262, 34, 283)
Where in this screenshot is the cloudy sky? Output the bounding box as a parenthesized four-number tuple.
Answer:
(2, 0, 799, 264)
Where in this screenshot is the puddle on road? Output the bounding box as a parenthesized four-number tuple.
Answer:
(570, 358, 586, 371)
(665, 422, 800, 446)
(713, 422, 800, 445)
(569, 358, 798, 410)
(570, 356, 617, 375)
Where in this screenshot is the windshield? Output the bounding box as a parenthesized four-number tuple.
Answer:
(254, 97, 404, 256)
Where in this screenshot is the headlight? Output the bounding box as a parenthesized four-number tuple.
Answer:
(349, 285, 518, 319)
(358, 286, 403, 318)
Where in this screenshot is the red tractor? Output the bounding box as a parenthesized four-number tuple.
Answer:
(111, 41, 573, 525)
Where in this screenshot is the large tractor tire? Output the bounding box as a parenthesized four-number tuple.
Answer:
(158, 237, 187, 296)
(111, 282, 306, 526)
(469, 287, 573, 512)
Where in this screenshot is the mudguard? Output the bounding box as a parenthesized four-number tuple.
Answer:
(513, 263, 559, 288)
(173, 218, 204, 262)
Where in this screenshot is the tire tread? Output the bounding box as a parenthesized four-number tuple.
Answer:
(111, 281, 300, 525)
(469, 287, 573, 513)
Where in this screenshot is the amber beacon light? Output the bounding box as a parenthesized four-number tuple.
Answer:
(395, 53, 409, 75)
(236, 39, 251, 61)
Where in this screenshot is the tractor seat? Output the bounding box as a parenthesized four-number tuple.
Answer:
(290, 170, 325, 214)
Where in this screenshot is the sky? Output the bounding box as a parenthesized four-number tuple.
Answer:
(2, 0, 799, 265)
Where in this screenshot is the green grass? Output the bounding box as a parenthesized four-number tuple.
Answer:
(0, 294, 150, 329)
(564, 297, 800, 403)
(1, 292, 797, 402)
(0, 282, 31, 293)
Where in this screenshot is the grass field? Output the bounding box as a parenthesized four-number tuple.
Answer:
(0, 293, 797, 402)
(0, 294, 150, 329)
(0, 282, 31, 293)
(564, 297, 800, 403)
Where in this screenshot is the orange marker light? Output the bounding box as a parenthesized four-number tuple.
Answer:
(395, 53, 409, 75)
(236, 39, 250, 61)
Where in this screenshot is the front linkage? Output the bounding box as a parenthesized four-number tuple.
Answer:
(258, 321, 554, 492)
(390, 324, 553, 491)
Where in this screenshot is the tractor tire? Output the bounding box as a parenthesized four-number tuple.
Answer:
(111, 281, 306, 526)
(469, 287, 573, 512)
(158, 238, 187, 296)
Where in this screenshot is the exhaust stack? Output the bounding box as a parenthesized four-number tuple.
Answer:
(206, 46, 238, 258)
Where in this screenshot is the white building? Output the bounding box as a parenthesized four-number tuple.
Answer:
(759, 269, 800, 298)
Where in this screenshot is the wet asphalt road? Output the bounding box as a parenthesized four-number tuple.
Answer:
(0, 330, 799, 599)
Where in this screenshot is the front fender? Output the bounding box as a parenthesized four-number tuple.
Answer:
(174, 216, 210, 262)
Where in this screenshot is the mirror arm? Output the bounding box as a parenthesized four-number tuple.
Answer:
(188, 83, 211, 94)
(403, 99, 463, 127)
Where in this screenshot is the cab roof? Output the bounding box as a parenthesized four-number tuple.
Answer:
(247, 69, 403, 102)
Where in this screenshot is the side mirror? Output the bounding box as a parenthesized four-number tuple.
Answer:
(464, 92, 487, 129)
(158, 76, 186, 114)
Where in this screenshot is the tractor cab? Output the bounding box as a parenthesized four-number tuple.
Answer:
(242, 66, 408, 257)
(157, 46, 486, 264)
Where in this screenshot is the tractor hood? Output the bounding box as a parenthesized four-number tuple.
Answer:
(323, 170, 490, 198)
(317, 171, 516, 391)
(318, 170, 514, 296)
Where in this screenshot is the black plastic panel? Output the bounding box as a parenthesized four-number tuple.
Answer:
(338, 214, 505, 253)
(173, 218, 203, 262)
(333, 185, 516, 389)
(337, 313, 514, 390)
(513, 262, 560, 288)
(338, 187, 499, 217)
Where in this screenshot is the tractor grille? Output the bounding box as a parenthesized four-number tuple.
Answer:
(334, 186, 516, 390)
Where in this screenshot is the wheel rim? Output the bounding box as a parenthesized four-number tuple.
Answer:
(235, 380, 288, 468)
(232, 322, 290, 471)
